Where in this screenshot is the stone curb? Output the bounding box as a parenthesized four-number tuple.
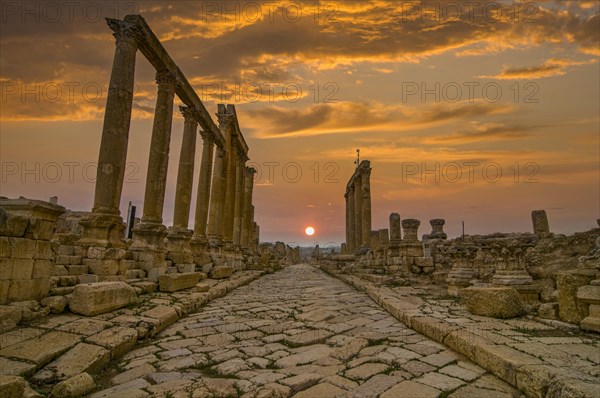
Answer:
(2, 270, 266, 396)
(322, 268, 597, 398)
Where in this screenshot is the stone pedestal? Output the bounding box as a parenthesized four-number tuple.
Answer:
(447, 268, 476, 295)
(131, 223, 167, 251)
(446, 243, 478, 295)
(400, 219, 423, 257)
(166, 227, 193, 265)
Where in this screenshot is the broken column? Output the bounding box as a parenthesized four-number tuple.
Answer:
(429, 219, 447, 239)
(400, 219, 423, 257)
(446, 242, 478, 295)
(389, 213, 401, 244)
(531, 210, 550, 237)
(80, 19, 139, 245)
(166, 106, 197, 267)
(484, 235, 539, 303)
(132, 70, 177, 249)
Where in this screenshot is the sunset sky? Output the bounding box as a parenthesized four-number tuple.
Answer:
(1, 1, 599, 245)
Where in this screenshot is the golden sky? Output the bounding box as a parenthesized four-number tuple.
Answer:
(1, 1, 599, 245)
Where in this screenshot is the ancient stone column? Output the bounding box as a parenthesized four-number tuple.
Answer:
(253, 222, 260, 252)
(233, 153, 247, 248)
(402, 219, 420, 241)
(91, 20, 138, 218)
(354, 176, 362, 249)
(429, 219, 447, 239)
(207, 147, 226, 244)
(139, 70, 176, 226)
(400, 218, 423, 257)
(241, 167, 256, 249)
(132, 70, 176, 248)
(347, 185, 355, 253)
(221, 122, 237, 247)
(166, 106, 197, 266)
(389, 213, 401, 245)
(361, 168, 372, 248)
(345, 191, 350, 253)
(192, 131, 215, 240)
(378, 229, 389, 246)
(531, 210, 550, 237)
(81, 21, 139, 245)
(172, 106, 197, 230)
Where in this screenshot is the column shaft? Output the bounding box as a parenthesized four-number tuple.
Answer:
(361, 170, 372, 248)
(233, 155, 246, 246)
(207, 147, 226, 240)
(241, 168, 255, 249)
(92, 20, 138, 215)
(347, 188, 355, 252)
(172, 107, 197, 229)
(193, 133, 214, 237)
(223, 139, 238, 243)
(140, 70, 176, 225)
(354, 176, 363, 248)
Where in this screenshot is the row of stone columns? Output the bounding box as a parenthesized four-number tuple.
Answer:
(82, 19, 257, 259)
(345, 160, 372, 253)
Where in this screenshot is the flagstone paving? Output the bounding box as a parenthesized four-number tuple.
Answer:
(90, 264, 521, 397)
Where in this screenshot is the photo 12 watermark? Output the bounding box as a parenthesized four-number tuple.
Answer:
(400, 162, 540, 184)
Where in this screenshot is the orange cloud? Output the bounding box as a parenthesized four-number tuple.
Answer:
(480, 58, 598, 80)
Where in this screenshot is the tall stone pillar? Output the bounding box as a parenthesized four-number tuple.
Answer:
(223, 139, 238, 247)
(353, 176, 362, 250)
(132, 69, 176, 248)
(82, 19, 138, 244)
(361, 168, 372, 248)
(171, 106, 197, 230)
(166, 106, 197, 266)
(347, 185, 355, 252)
(207, 147, 226, 245)
(233, 153, 247, 248)
(241, 167, 256, 249)
(192, 131, 215, 240)
(253, 222, 260, 252)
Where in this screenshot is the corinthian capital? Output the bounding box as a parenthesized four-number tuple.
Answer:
(156, 70, 177, 91)
(106, 19, 139, 44)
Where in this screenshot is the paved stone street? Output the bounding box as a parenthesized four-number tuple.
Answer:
(90, 264, 520, 397)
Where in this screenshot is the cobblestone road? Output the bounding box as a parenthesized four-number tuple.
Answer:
(90, 264, 520, 397)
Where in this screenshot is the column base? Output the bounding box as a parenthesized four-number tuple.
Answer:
(79, 212, 126, 248)
(399, 241, 424, 257)
(131, 222, 168, 251)
(492, 269, 533, 286)
(166, 227, 193, 265)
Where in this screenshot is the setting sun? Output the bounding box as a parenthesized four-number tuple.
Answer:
(305, 226, 315, 236)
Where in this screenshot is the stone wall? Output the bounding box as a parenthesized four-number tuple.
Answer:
(0, 198, 64, 305)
